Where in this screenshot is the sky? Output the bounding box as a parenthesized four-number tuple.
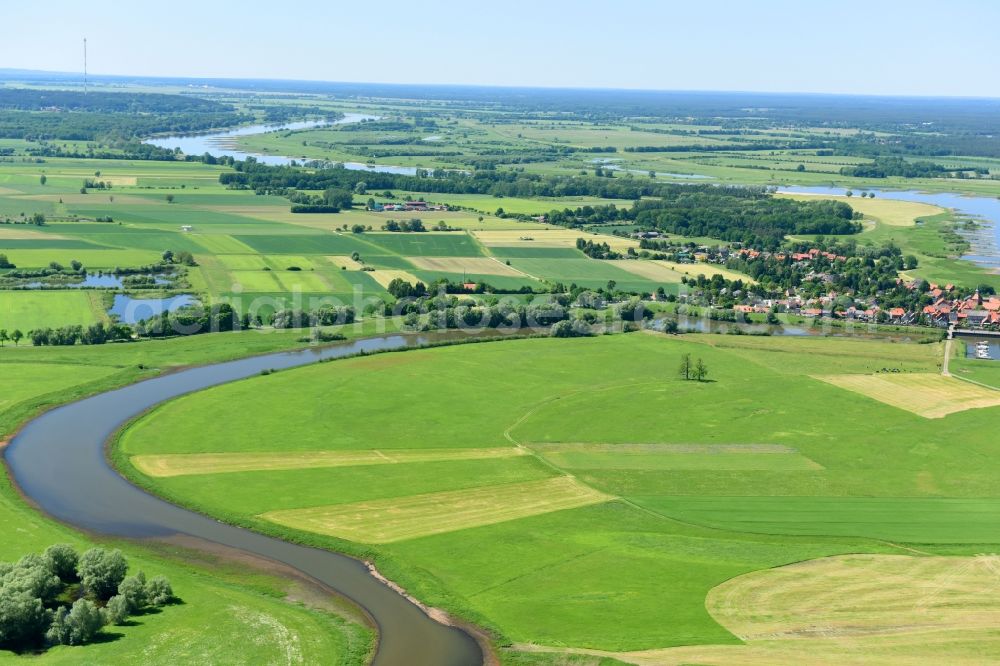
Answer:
(1, 0, 998, 97)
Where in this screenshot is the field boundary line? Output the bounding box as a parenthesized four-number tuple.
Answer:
(950, 372, 1000, 392)
(487, 255, 536, 279)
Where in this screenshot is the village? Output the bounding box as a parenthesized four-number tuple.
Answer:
(632, 235, 1000, 332)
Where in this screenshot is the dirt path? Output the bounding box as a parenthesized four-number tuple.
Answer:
(942, 338, 953, 376)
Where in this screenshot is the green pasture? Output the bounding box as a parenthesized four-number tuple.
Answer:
(0, 290, 106, 330)
(116, 333, 999, 652)
(635, 496, 1000, 544)
(361, 232, 484, 257)
(0, 248, 162, 268)
(233, 234, 372, 255)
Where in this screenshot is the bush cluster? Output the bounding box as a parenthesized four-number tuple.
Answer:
(0, 545, 174, 652)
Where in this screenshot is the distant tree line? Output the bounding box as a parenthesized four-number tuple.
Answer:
(838, 156, 985, 179)
(546, 190, 861, 248)
(219, 160, 788, 206)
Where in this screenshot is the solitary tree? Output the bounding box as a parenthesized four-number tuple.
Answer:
(39, 174, 46, 186)
(11, 330, 23, 346)
(694, 358, 709, 382)
(165, 194, 174, 204)
(679, 353, 692, 381)
(0, 330, 8, 347)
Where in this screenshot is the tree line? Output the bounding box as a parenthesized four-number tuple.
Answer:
(546, 190, 861, 248)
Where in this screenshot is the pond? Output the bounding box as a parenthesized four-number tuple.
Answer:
(19, 274, 170, 289)
(108, 294, 200, 324)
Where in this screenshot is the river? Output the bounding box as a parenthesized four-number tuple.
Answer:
(3, 332, 485, 666)
(779, 185, 1000, 272)
(145, 113, 429, 175)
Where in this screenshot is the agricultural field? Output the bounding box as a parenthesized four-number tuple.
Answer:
(0, 290, 107, 330)
(117, 332, 1000, 660)
(778, 192, 944, 227)
(0, 156, 666, 330)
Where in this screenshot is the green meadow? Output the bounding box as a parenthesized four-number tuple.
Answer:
(0, 291, 107, 330)
(115, 332, 1000, 658)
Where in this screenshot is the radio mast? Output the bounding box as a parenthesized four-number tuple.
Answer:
(83, 38, 88, 94)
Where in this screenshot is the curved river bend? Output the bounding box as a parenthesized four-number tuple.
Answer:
(4, 333, 483, 666)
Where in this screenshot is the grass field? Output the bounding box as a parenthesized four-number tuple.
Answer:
(116, 332, 1000, 655)
(0, 290, 107, 330)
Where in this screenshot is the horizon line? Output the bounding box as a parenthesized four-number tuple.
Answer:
(2, 67, 999, 103)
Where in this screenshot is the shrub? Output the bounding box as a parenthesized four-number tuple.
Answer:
(2, 555, 61, 604)
(0, 588, 47, 649)
(550, 319, 594, 338)
(77, 548, 127, 600)
(46, 599, 105, 646)
(43, 544, 79, 583)
(145, 576, 174, 607)
(117, 573, 147, 614)
(103, 595, 129, 626)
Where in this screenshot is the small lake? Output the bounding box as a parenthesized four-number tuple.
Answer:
(20, 274, 169, 289)
(779, 185, 1000, 270)
(143, 113, 447, 175)
(109, 294, 199, 324)
(589, 158, 713, 180)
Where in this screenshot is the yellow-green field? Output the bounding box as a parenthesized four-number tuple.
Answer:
(611, 259, 755, 284)
(261, 476, 612, 543)
(474, 228, 638, 251)
(779, 193, 945, 227)
(407, 256, 527, 277)
(366, 269, 422, 289)
(815, 372, 1000, 418)
(132, 447, 528, 477)
(518, 554, 1000, 665)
